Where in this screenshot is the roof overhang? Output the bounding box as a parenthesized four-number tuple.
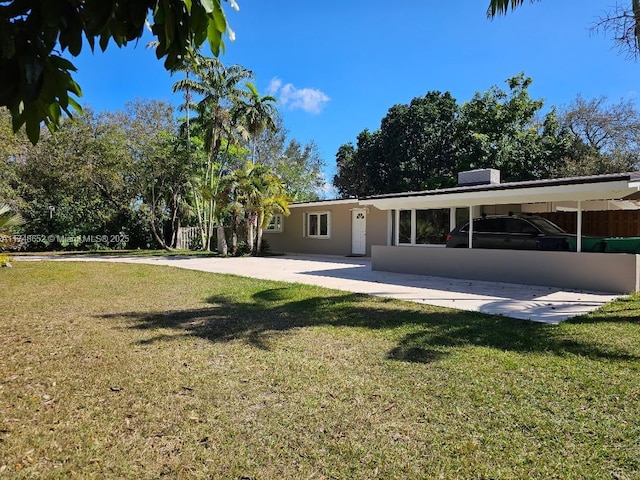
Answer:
(359, 174, 640, 210)
(290, 198, 359, 208)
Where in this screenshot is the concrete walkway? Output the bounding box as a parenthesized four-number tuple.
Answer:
(17, 254, 622, 324)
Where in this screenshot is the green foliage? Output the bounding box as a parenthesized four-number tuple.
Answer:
(0, 253, 12, 266)
(0, 106, 165, 250)
(456, 73, 572, 181)
(253, 117, 326, 201)
(174, 55, 252, 156)
(334, 74, 577, 197)
(232, 82, 278, 161)
(0, 203, 24, 251)
(112, 99, 193, 249)
(487, 0, 539, 17)
(0, 0, 233, 143)
(16, 110, 134, 241)
(224, 161, 290, 254)
(334, 141, 367, 198)
(0, 108, 29, 211)
(382, 91, 460, 191)
(173, 54, 253, 251)
(1, 46, 322, 253)
(0, 202, 24, 231)
(334, 92, 460, 196)
(553, 95, 640, 177)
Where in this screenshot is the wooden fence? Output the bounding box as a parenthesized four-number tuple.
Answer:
(176, 227, 201, 250)
(537, 210, 640, 237)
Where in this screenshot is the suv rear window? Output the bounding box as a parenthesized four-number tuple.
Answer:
(525, 216, 566, 234)
(459, 216, 555, 234)
(460, 218, 504, 233)
(504, 218, 540, 234)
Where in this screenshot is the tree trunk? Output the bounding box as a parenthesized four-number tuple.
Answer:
(171, 216, 180, 249)
(149, 184, 172, 251)
(169, 193, 180, 248)
(247, 214, 255, 253)
(190, 181, 207, 250)
(149, 217, 172, 251)
(231, 209, 238, 255)
(256, 210, 264, 254)
(216, 224, 228, 255)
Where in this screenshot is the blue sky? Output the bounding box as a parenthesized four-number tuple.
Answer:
(72, 1, 638, 194)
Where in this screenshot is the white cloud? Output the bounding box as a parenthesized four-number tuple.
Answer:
(267, 77, 330, 114)
(267, 77, 282, 95)
(316, 172, 338, 199)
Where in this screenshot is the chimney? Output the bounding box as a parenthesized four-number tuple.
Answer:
(457, 168, 501, 186)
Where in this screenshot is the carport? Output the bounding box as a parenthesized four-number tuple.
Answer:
(360, 172, 640, 294)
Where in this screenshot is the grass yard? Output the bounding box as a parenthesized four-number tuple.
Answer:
(11, 249, 225, 258)
(1, 261, 639, 479)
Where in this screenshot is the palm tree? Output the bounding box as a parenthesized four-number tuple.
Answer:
(233, 82, 278, 162)
(232, 162, 290, 254)
(233, 162, 261, 253)
(217, 173, 244, 255)
(0, 203, 25, 251)
(487, 0, 537, 16)
(173, 55, 253, 250)
(256, 180, 291, 254)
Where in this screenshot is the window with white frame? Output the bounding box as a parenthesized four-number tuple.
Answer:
(305, 211, 331, 238)
(398, 210, 412, 244)
(396, 208, 450, 245)
(265, 214, 283, 232)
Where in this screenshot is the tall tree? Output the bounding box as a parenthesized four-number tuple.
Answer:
(487, 1, 640, 58)
(217, 171, 243, 255)
(231, 162, 290, 254)
(333, 143, 359, 198)
(379, 91, 460, 191)
(334, 130, 384, 198)
(456, 74, 571, 181)
(277, 140, 325, 201)
(15, 110, 138, 247)
(334, 74, 578, 197)
(0, 108, 29, 212)
(554, 95, 640, 176)
(173, 55, 252, 250)
(110, 99, 196, 250)
(0, 0, 234, 143)
(233, 82, 278, 162)
(251, 116, 326, 201)
(333, 91, 460, 197)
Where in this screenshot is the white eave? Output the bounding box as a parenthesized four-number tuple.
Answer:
(359, 174, 640, 210)
(290, 198, 359, 208)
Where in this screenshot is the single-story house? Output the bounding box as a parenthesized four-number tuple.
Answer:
(264, 170, 640, 294)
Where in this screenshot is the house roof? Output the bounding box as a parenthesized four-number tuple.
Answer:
(290, 198, 359, 208)
(359, 172, 640, 210)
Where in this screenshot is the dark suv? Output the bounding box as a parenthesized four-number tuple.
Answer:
(445, 215, 571, 251)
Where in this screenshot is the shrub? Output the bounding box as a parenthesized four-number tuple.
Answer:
(0, 254, 13, 267)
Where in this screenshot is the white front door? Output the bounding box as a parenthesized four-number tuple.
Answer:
(351, 209, 367, 255)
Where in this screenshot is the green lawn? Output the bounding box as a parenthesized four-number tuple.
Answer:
(1, 261, 639, 479)
(11, 249, 224, 258)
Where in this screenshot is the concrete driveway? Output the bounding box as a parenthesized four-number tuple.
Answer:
(18, 254, 621, 324)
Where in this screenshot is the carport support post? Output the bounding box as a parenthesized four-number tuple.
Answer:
(449, 207, 456, 232)
(468, 205, 473, 248)
(577, 200, 582, 253)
